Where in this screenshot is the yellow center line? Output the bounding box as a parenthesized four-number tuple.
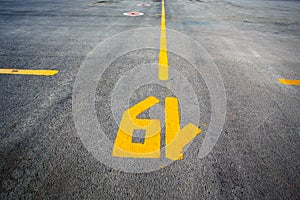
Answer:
(279, 78, 300, 86)
(158, 0, 169, 80)
(0, 69, 59, 76)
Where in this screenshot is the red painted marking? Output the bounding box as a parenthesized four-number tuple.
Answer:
(123, 12, 144, 16)
(138, 3, 151, 6)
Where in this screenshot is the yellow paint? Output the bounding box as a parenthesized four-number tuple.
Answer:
(279, 78, 300, 86)
(165, 97, 202, 160)
(112, 96, 161, 158)
(113, 96, 201, 160)
(158, 0, 169, 80)
(0, 69, 58, 76)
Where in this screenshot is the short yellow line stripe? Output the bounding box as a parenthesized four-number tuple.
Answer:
(158, 0, 169, 80)
(279, 78, 300, 86)
(0, 69, 59, 76)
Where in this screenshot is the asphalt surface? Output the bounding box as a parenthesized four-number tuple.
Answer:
(0, 0, 300, 199)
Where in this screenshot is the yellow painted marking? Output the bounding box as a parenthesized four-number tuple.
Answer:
(279, 78, 300, 86)
(113, 96, 201, 159)
(165, 97, 202, 160)
(112, 96, 161, 158)
(0, 69, 58, 76)
(158, 0, 169, 80)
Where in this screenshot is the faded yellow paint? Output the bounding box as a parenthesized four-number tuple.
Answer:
(112, 96, 161, 158)
(158, 0, 169, 80)
(279, 78, 300, 86)
(165, 97, 202, 160)
(0, 69, 58, 76)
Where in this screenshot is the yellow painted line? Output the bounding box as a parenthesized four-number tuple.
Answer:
(279, 79, 300, 86)
(165, 97, 201, 160)
(158, 0, 169, 80)
(0, 69, 58, 76)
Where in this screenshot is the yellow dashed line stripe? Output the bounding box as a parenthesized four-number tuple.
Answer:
(158, 0, 169, 80)
(279, 78, 300, 86)
(0, 69, 59, 76)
